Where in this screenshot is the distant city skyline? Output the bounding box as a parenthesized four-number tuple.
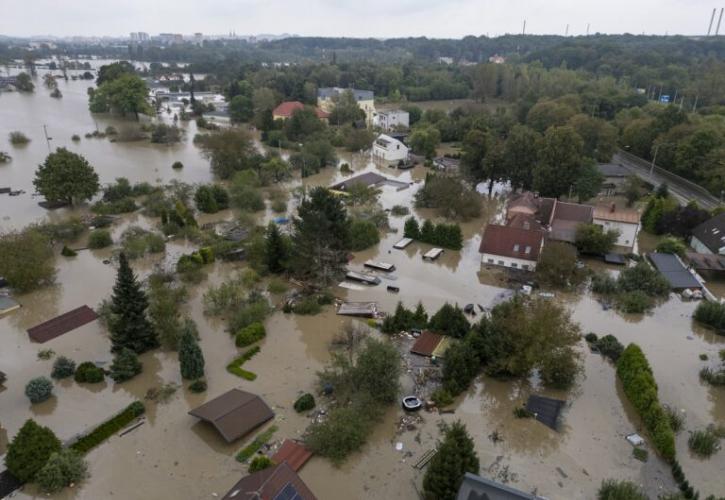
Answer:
(2, 0, 723, 38)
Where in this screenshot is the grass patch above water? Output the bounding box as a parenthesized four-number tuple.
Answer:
(235, 425, 278, 462)
(226, 346, 260, 380)
(688, 429, 720, 458)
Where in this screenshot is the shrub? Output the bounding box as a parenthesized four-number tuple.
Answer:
(70, 401, 145, 454)
(226, 346, 260, 380)
(71, 134, 80, 141)
(25, 377, 54, 404)
(172, 161, 183, 169)
(584, 332, 598, 343)
(267, 277, 288, 294)
(513, 407, 533, 418)
(688, 429, 719, 458)
(194, 184, 229, 213)
(656, 237, 687, 256)
(291, 296, 323, 315)
(616, 290, 654, 314)
(390, 205, 410, 216)
(9, 131, 30, 145)
(694, 301, 725, 334)
(74, 362, 104, 383)
(5, 419, 62, 482)
(188, 379, 207, 393)
(109, 348, 142, 383)
(235, 425, 278, 462)
(597, 479, 648, 500)
(38, 348, 55, 360)
(51, 356, 76, 379)
(61, 245, 77, 257)
(664, 405, 685, 434)
(618, 261, 670, 297)
(616, 344, 675, 461)
(294, 393, 316, 413)
(700, 367, 725, 386)
(35, 449, 88, 493)
(575, 223, 619, 255)
(235, 322, 266, 347)
(248, 455, 274, 473)
(88, 229, 113, 249)
(348, 219, 380, 251)
(633, 447, 648, 462)
(229, 299, 272, 332)
(595, 335, 624, 362)
(431, 388, 454, 407)
(591, 273, 619, 295)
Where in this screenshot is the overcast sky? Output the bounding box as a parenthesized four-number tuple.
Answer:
(3, 0, 722, 38)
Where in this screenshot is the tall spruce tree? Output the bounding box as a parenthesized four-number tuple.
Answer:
(178, 320, 205, 380)
(5, 419, 62, 483)
(265, 222, 288, 274)
(423, 421, 480, 500)
(109, 253, 158, 354)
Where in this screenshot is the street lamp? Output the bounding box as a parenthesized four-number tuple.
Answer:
(649, 142, 676, 179)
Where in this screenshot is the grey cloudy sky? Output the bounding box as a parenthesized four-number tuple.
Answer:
(3, 0, 721, 38)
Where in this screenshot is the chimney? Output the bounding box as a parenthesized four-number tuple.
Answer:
(610, 202, 616, 213)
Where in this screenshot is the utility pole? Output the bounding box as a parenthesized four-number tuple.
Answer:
(708, 8, 716, 35)
(565, 24, 569, 36)
(716, 8, 724, 36)
(522, 20, 526, 36)
(586, 23, 590, 36)
(42, 124, 51, 153)
(692, 95, 699, 112)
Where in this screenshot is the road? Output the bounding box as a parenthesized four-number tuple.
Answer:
(613, 150, 720, 210)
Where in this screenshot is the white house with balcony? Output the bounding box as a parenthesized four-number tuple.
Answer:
(372, 134, 409, 163)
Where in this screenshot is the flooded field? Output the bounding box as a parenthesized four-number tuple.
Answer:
(1, 73, 724, 500)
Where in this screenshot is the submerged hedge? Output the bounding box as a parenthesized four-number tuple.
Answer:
(616, 344, 675, 461)
(70, 401, 145, 454)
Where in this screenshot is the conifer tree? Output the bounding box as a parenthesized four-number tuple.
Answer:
(109, 347, 142, 382)
(403, 217, 420, 239)
(265, 222, 288, 274)
(109, 253, 158, 354)
(178, 320, 205, 380)
(5, 419, 62, 483)
(423, 421, 480, 500)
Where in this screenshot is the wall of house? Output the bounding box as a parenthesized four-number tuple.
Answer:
(481, 253, 537, 271)
(594, 218, 639, 249)
(691, 236, 714, 255)
(373, 142, 408, 162)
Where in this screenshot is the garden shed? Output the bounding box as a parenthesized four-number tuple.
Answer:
(189, 388, 274, 443)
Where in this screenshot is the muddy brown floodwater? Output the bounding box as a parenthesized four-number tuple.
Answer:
(1, 67, 724, 500)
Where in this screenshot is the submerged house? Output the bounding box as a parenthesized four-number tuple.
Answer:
(479, 224, 544, 271)
(272, 101, 330, 122)
(691, 213, 725, 255)
(597, 163, 631, 196)
(506, 192, 594, 244)
(222, 462, 317, 500)
(457, 473, 543, 500)
(593, 204, 640, 250)
(317, 87, 375, 125)
(188, 388, 274, 443)
(374, 109, 409, 131)
(372, 134, 409, 163)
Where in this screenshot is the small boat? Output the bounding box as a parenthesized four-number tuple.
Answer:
(402, 396, 422, 411)
(387, 285, 400, 293)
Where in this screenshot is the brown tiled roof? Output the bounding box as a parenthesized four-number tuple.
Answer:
(508, 192, 538, 214)
(550, 219, 581, 243)
(222, 462, 317, 500)
(273, 101, 329, 119)
(410, 330, 443, 357)
(479, 224, 543, 261)
(593, 207, 640, 224)
(189, 389, 274, 443)
(272, 439, 313, 472)
(552, 201, 593, 223)
(507, 213, 542, 231)
(27, 305, 98, 343)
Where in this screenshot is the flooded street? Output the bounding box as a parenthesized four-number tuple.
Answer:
(1, 71, 724, 500)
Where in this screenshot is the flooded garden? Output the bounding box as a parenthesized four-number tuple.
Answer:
(1, 64, 724, 500)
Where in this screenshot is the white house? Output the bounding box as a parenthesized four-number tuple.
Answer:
(691, 213, 725, 255)
(317, 87, 375, 125)
(479, 224, 544, 271)
(593, 206, 640, 250)
(374, 110, 409, 131)
(372, 134, 409, 163)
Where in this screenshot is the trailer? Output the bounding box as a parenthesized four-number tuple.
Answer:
(393, 237, 413, 250)
(364, 260, 396, 272)
(422, 248, 444, 261)
(345, 271, 381, 285)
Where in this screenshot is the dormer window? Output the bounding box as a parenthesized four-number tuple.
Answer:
(513, 244, 520, 252)
(525, 246, 531, 254)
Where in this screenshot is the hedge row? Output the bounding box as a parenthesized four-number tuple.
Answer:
(235, 425, 278, 462)
(226, 346, 260, 381)
(616, 344, 675, 461)
(235, 322, 266, 347)
(70, 401, 145, 454)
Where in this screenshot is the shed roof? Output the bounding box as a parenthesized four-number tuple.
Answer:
(597, 163, 630, 178)
(318, 87, 373, 101)
(330, 172, 386, 191)
(0, 296, 20, 315)
(685, 252, 725, 272)
(457, 473, 541, 500)
(479, 224, 543, 261)
(222, 462, 316, 500)
(410, 330, 443, 357)
(692, 212, 725, 254)
(648, 253, 702, 290)
(526, 395, 566, 431)
(27, 305, 98, 343)
(552, 200, 593, 223)
(271, 439, 313, 472)
(189, 389, 274, 443)
(337, 302, 378, 317)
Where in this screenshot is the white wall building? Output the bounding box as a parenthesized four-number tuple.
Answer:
(374, 110, 409, 131)
(593, 207, 640, 250)
(479, 224, 544, 272)
(372, 134, 409, 163)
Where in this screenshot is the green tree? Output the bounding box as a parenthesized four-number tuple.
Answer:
(348, 219, 380, 251)
(575, 223, 619, 255)
(179, 321, 205, 380)
(291, 187, 350, 284)
(0, 228, 55, 292)
(194, 184, 229, 213)
(329, 90, 365, 125)
(35, 449, 88, 494)
(536, 241, 581, 288)
(109, 253, 159, 354)
(147, 280, 186, 350)
(526, 99, 576, 133)
(568, 114, 617, 162)
(502, 125, 541, 190)
(284, 107, 325, 141)
(265, 222, 289, 274)
(461, 128, 492, 182)
(196, 129, 258, 179)
(429, 303, 470, 338)
(90, 73, 152, 120)
(96, 61, 135, 85)
(533, 126, 584, 198)
(33, 148, 100, 205)
(109, 348, 142, 382)
(5, 419, 62, 483)
(408, 126, 441, 159)
(403, 217, 420, 239)
(15, 72, 34, 92)
(572, 163, 604, 202)
(423, 421, 480, 500)
(229, 93, 254, 123)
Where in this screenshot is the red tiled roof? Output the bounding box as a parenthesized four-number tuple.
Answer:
(593, 206, 640, 224)
(272, 439, 313, 472)
(479, 224, 543, 261)
(507, 213, 542, 231)
(552, 200, 593, 223)
(410, 330, 443, 357)
(222, 462, 317, 500)
(273, 101, 329, 119)
(27, 305, 98, 343)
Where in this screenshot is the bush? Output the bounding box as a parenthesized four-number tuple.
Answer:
(700, 367, 725, 386)
(35, 449, 88, 493)
(591, 273, 619, 295)
(88, 229, 113, 248)
(235, 425, 278, 462)
(595, 334, 624, 361)
(694, 301, 725, 334)
(51, 356, 76, 379)
(348, 219, 380, 251)
(597, 479, 648, 500)
(71, 134, 80, 141)
(9, 131, 30, 145)
(235, 322, 266, 347)
(616, 344, 675, 461)
(291, 296, 323, 315)
(229, 299, 272, 332)
(109, 348, 142, 383)
(194, 184, 229, 213)
(575, 223, 619, 255)
(432, 388, 454, 407)
(633, 447, 648, 462)
(25, 377, 54, 404)
(664, 405, 685, 433)
(188, 379, 207, 393)
(656, 237, 687, 256)
(61, 245, 77, 257)
(688, 429, 719, 458)
(390, 205, 410, 216)
(618, 261, 670, 298)
(70, 401, 145, 454)
(248, 455, 274, 472)
(5, 419, 62, 482)
(584, 332, 598, 343)
(74, 362, 104, 383)
(172, 161, 183, 169)
(616, 290, 654, 314)
(294, 393, 316, 413)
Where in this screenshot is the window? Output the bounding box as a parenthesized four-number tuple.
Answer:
(497, 260, 505, 266)
(522, 265, 530, 270)
(524, 246, 531, 254)
(487, 259, 494, 263)
(511, 262, 518, 268)
(513, 244, 520, 252)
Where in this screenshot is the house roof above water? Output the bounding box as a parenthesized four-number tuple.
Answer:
(457, 472, 542, 500)
(189, 389, 274, 443)
(692, 212, 725, 254)
(648, 252, 702, 290)
(222, 462, 316, 500)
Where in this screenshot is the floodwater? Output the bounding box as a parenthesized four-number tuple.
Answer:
(1, 72, 724, 500)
